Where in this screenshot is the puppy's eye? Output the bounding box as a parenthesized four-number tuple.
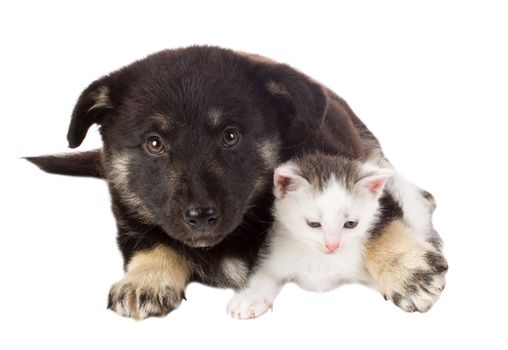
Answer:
(145, 136, 165, 155)
(306, 220, 321, 228)
(222, 128, 240, 148)
(343, 221, 358, 229)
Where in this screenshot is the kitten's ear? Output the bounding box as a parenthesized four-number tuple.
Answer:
(67, 75, 118, 148)
(274, 162, 308, 199)
(356, 167, 393, 199)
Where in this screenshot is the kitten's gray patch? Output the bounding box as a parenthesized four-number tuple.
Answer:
(293, 153, 361, 191)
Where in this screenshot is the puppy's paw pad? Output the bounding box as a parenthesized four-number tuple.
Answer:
(227, 294, 271, 320)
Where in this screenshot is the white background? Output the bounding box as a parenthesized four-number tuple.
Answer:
(1, 1, 507, 349)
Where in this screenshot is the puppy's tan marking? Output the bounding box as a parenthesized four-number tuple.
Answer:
(108, 245, 190, 320)
(248, 139, 280, 200)
(108, 152, 130, 185)
(258, 138, 280, 169)
(208, 109, 222, 127)
(366, 220, 430, 291)
(151, 113, 173, 132)
(220, 257, 249, 288)
(364, 219, 447, 312)
(236, 51, 277, 65)
(87, 86, 112, 112)
(107, 152, 156, 223)
(127, 245, 189, 284)
(266, 80, 291, 99)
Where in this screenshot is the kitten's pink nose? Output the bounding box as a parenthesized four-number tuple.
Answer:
(325, 242, 340, 253)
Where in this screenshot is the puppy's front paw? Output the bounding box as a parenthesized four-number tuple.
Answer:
(227, 292, 272, 320)
(107, 268, 185, 320)
(378, 249, 448, 313)
(365, 220, 449, 313)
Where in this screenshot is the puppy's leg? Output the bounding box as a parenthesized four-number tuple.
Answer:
(108, 244, 190, 320)
(364, 220, 448, 312)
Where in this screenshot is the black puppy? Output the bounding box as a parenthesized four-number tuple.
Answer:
(28, 46, 447, 319)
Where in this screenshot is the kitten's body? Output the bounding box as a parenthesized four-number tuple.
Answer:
(227, 153, 391, 319)
(267, 223, 370, 292)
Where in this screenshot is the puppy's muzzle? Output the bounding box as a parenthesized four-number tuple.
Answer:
(184, 206, 219, 231)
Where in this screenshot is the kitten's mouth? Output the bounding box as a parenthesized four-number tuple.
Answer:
(323, 244, 341, 254)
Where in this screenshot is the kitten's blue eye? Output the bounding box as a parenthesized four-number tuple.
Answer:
(343, 221, 358, 229)
(306, 220, 321, 228)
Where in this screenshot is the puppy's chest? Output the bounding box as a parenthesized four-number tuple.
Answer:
(293, 244, 366, 292)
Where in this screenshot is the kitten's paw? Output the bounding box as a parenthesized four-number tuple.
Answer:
(379, 249, 448, 313)
(227, 293, 272, 320)
(107, 268, 185, 320)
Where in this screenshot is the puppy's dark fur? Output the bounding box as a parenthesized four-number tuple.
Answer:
(28, 46, 445, 318)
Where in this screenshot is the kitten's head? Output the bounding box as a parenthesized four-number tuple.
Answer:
(273, 154, 392, 254)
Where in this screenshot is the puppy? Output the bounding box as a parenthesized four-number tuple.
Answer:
(27, 46, 447, 319)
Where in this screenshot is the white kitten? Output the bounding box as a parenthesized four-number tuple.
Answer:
(227, 153, 392, 319)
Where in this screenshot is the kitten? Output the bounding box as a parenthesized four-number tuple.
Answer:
(227, 153, 392, 319)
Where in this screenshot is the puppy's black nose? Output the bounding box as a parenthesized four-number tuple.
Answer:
(184, 207, 219, 230)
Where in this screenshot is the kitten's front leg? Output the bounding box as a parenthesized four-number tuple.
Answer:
(227, 272, 282, 319)
(364, 219, 448, 312)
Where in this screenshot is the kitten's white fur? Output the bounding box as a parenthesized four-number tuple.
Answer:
(227, 160, 391, 319)
(385, 172, 433, 239)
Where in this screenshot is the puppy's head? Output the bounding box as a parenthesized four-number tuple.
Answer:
(68, 46, 328, 248)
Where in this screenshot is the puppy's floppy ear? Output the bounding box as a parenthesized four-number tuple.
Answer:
(67, 76, 115, 148)
(256, 63, 329, 129)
